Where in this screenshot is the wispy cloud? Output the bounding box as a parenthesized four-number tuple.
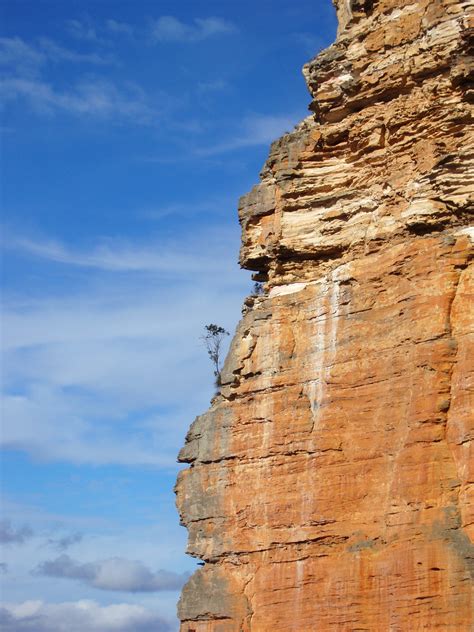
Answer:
(46, 533, 83, 552)
(33, 554, 189, 592)
(0, 520, 34, 545)
(197, 78, 229, 95)
(106, 19, 134, 37)
(0, 600, 173, 632)
(0, 37, 45, 77)
(139, 194, 236, 221)
(65, 19, 105, 44)
(0, 36, 112, 78)
(1, 228, 248, 467)
(151, 16, 237, 43)
(0, 35, 155, 124)
(1, 386, 178, 468)
(197, 112, 300, 155)
(38, 37, 113, 65)
(0, 77, 156, 122)
(5, 233, 233, 275)
(0, 30, 154, 122)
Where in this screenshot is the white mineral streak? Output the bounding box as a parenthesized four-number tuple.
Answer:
(269, 282, 308, 297)
(456, 227, 474, 242)
(293, 558, 306, 631)
(260, 397, 274, 452)
(306, 271, 341, 432)
(301, 478, 311, 527)
(386, 3, 421, 21)
(308, 293, 327, 431)
(256, 338, 276, 534)
(336, 73, 354, 84)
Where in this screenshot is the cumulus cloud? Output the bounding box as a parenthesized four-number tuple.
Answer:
(33, 554, 189, 592)
(151, 16, 237, 42)
(0, 600, 173, 632)
(0, 520, 34, 545)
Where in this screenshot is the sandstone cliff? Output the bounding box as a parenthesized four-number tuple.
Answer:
(176, 0, 474, 629)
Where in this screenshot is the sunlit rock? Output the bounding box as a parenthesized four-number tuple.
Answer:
(176, 0, 474, 629)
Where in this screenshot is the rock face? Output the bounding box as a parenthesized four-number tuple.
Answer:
(175, 0, 474, 629)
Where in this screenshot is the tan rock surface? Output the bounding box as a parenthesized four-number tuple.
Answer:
(176, 0, 474, 629)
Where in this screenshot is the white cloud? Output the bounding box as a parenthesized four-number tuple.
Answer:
(0, 36, 111, 78)
(0, 77, 155, 122)
(66, 19, 105, 44)
(38, 38, 113, 65)
(0, 37, 45, 77)
(33, 555, 189, 592)
(1, 385, 178, 467)
(139, 194, 235, 220)
(1, 229, 249, 467)
(197, 78, 229, 95)
(197, 113, 300, 155)
(0, 600, 173, 632)
(106, 20, 134, 36)
(151, 16, 237, 43)
(0, 34, 155, 123)
(5, 233, 235, 275)
(0, 495, 193, 609)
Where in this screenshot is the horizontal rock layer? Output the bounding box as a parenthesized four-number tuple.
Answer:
(176, 0, 474, 629)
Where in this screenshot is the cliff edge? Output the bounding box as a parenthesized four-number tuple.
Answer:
(176, 0, 474, 629)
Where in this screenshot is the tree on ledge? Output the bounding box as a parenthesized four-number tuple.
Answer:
(201, 324, 229, 389)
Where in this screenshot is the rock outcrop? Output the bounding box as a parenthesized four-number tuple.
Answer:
(176, 0, 474, 629)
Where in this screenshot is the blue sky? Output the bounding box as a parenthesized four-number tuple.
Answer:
(0, 1, 337, 629)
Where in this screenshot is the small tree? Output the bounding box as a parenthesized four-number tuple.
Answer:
(202, 324, 229, 388)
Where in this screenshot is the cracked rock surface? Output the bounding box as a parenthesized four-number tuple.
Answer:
(176, 0, 473, 629)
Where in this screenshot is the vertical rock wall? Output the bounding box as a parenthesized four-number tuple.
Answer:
(176, 0, 474, 629)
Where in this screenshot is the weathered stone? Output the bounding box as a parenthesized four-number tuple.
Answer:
(178, 566, 251, 630)
(176, 0, 474, 629)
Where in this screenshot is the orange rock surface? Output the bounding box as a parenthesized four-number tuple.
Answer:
(176, 0, 474, 629)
